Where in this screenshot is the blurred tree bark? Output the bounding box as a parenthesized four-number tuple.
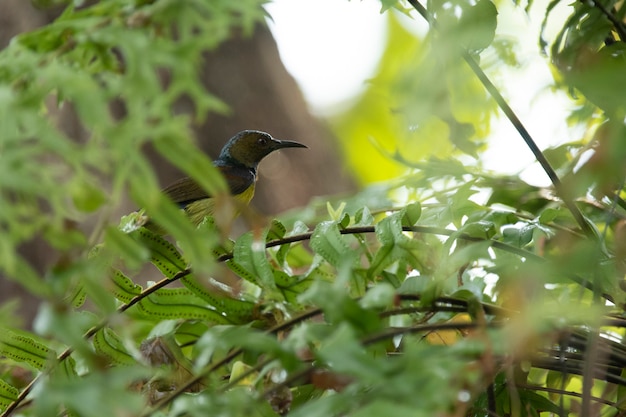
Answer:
(0, 1, 354, 325)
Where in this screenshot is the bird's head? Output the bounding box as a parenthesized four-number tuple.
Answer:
(218, 130, 307, 169)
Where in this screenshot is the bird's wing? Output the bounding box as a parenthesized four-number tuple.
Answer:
(162, 177, 209, 208)
(161, 165, 255, 207)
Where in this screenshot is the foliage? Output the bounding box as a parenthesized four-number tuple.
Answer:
(0, 0, 626, 416)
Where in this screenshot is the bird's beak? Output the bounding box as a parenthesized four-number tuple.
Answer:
(275, 139, 308, 150)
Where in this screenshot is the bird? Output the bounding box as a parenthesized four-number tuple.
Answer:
(155, 130, 307, 228)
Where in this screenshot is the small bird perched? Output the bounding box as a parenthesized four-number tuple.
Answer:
(158, 130, 307, 227)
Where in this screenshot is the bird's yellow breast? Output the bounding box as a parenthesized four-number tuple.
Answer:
(235, 182, 256, 205)
(185, 183, 256, 226)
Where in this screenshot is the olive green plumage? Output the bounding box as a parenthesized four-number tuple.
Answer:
(159, 130, 307, 227)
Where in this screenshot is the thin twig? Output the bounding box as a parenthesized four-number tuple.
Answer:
(487, 383, 497, 416)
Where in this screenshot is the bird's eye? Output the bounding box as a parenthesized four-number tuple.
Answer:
(258, 137, 268, 145)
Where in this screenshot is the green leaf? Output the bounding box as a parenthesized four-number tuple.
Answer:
(316, 324, 382, 380)
(137, 288, 232, 324)
(134, 228, 187, 277)
(196, 325, 299, 370)
(153, 128, 228, 199)
(538, 207, 561, 224)
(326, 201, 347, 222)
(461, 0, 498, 52)
(69, 177, 107, 213)
(104, 227, 151, 271)
(301, 282, 381, 335)
(0, 378, 19, 412)
(360, 283, 396, 309)
(93, 328, 134, 366)
(369, 212, 420, 279)
(129, 160, 214, 269)
(379, 0, 402, 13)
(518, 389, 562, 415)
(502, 224, 534, 247)
(180, 275, 256, 323)
(275, 271, 313, 304)
(351, 400, 427, 417)
(267, 219, 287, 242)
(310, 221, 356, 268)
(232, 230, 276, 290)
(0, 255, 50, 297)
(34, 366, 148, 417)
(268, 219, 291, 265)
(174, 321, 210, 347)
(354, 206, 375, 226)
(560, 42, 626, 113)
(109, 270, 142, 303)
(398, 274, 431, 294)
(545, 370, 572, 397)
(226, 259, 263, 287)
(457, 220, 496, 240)
(401, 202, 422, 227)
(0, 328, 51, 370)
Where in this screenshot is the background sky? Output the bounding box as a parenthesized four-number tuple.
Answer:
(265, 0, 389, 113)
(264, 0, 582, 186)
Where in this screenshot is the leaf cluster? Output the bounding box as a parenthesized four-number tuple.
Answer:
(2, 0, 626, 416)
